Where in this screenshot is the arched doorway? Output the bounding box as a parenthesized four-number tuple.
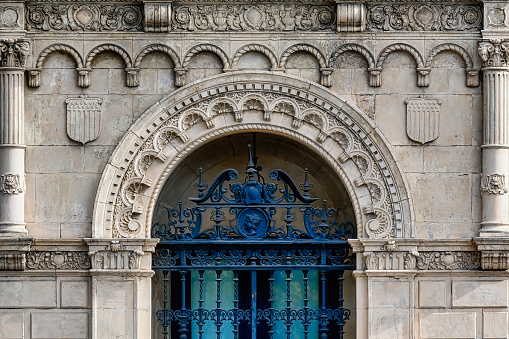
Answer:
(151, 132, 357, 338)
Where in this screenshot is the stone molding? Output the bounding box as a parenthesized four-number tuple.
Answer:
(0, 238, 32, 271)
(366, 3, 482, 32)
(28, 40, 479, 89)
(86, 238, 158, 270)
(0, 39, 29, 68)
(92, 72, 414, 240)
(144, 2, 171, 32)
(26, 251, 91, 270)
(474, 238, 509, 270)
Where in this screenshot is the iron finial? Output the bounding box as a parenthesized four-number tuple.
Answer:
(194, 167, 208, 198)
(300, 168, 313, 197)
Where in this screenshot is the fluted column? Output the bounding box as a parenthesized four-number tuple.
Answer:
(0, 39, 29, 237)
(478, 39, 509, 236)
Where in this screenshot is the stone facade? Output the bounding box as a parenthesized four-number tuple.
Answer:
(0, 0, 508, 338)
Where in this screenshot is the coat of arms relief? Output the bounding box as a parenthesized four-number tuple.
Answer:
(65, 95, 102, 144)
(406, 95, 442, 144)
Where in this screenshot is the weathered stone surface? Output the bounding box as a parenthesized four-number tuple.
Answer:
(419, 280, 447, 308)
(419, 312, 476, 339)
(0, 311, 23, 338)
(60, 280, 89, 308)
(452, 280, 508, 308)
(0, 280, 56, 307)
(483, 311, 508, 339)
(31, 312, 88, 338)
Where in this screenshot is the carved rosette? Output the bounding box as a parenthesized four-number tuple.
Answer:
(26, 252, 91, 270)
(416, 251, 481, 270)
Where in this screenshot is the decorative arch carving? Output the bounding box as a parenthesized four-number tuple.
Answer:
(182, 44, 230, 69)
(28, 44, 84, 88)
(376, 43, 429, 87)
(280, 44, 327, 69)
(280, 44, 330, 86)
(82, 44, 136, 88)
(231, 44, 278, 70)
(425, 43, 479, 87)
(92, 72, 414, 241)
(133, 44, 182, 69)
(328, 43, 376, 87)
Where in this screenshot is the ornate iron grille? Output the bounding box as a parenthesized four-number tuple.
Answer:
(152, 145, 355, 339)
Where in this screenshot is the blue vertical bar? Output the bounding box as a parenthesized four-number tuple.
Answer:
(302, 270, 309, 339)
(285, 270, 292, 339)
(233, 271, 239, 339)
(338, 271, 345, 339)
(216, 270, 222, 339)
(251, 270, 257, 339)
(268, 271, 275, 339)
(319, 270, 328, 339)
(179, 270, 188, 339)
(162, 270, 169, 339)
(198, 270, 205, 339)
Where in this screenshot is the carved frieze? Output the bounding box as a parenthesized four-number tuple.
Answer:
(0, 253, 25, 270)
(26, 4, 143, 32)
(481, 174, 508, 195)
(0, 39, 29, 68)
(26, 251, 91, 270)
(478, 39, 509, 68)
(416, 251, 481, 270)
(0, 4, 23, 31)
(171, 4, 336, 32)
(364, 250, 419, 270)
(481, 252, 509, 270)
(65, 95, 102, 144)
(367, 4, 482, 31)
(0, 173, 24, 195)
(88, 241, 145, 269)
(406, 96, 441, 144)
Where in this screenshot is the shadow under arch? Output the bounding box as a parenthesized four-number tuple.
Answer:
(92, 71, 414, 241)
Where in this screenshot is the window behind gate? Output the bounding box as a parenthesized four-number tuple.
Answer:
(152, 145, 356, 339)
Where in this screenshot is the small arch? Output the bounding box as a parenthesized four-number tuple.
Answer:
(178, 109, 209, 130)
(85, 44, 133, 68)
(425, 43, 474, 69)
(280, 44, 327, 69)
(328, 43, 375, 69)
(134, 44, 182, 68)
(182, 44, 230, 69)
(231, 44, 278, 70)
(36, 44, 84, 69)
(376, 43, 424, 69)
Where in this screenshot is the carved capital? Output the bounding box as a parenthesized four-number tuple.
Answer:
(417, 68, 431, 87)
(363, 250, 419, 270)
(86, 239, 157, 270)
(319, 67, 333, 87)
(368, 68, 382, 87)
(0, 173, 24, 195)
(27, 68, 41, 88)
(174, 67, 187, 87)
(76, 68, 91, 88)
(478, 39, 509, 68)
(0, 39, 29, 69)
(126, 67, 140, 87)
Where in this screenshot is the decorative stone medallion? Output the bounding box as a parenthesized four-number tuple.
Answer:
(0, 173, 23, 195)
(65, 95, 102, 144)
(405, 96, 442, 144)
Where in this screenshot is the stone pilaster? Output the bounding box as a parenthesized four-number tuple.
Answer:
(85, 238, 158, 339)
(0, 39, 28, 237)
(478, 39, 509, 236)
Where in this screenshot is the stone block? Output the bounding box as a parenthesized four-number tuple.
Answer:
(423, 146, 481, 173)
(31, 312, 88, 338)
(26, 146, 83, 173)
(393, 146, 423, 173)
(419, 280, 447, 308)
(0, 280, 56, 308)
(483, 311, 508, 339)
(96, 279, 134, 309)
(0, 311, 23, 338)
(60, 280, 89, 308)
(83, 146, 115, 174)
(369, 308, 409, 339)
(370, 280, 409, 308)
(60, 222, 92, 238)
(156, 69, 175, 94)
(419, 312, 476, 338)
(407, 173, 472, 223)
(26, 222, 60, 238)
(452, 280, 508, 308)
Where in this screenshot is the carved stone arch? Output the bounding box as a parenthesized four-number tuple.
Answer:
(269, 97, 300, 123)
(299, 108, 329, 142)
(28, 44, 84, 88)
(133, 44, 182, 69)
(280, 44, 327, 69)
(280, 44, 331, 87)
(182, 44, 230, 70)
(237, 93, 271, 121)
(83, 44, 136, 88)
(92, 72, 414, 241)
(376, 43, 429, 87)
(425, 43, 480, 87)
(207, 97, 239, 121)
(231, 44, 278, 70)
(178, 109, 211, 130)
(328, 43, 377, 87)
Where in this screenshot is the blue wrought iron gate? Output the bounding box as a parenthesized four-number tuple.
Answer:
(152, 145, 355, 339)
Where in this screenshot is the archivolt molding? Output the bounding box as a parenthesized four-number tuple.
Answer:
(425, 43, 480, 87)
(231, 44, 279, 71)
(28, 44, 84, 88)
(28, 41, 479, 89)
(93, 72, 413, 241)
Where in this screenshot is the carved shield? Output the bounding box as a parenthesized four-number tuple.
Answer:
(65, 95, 102, 144)
(405, 96, 441, 144)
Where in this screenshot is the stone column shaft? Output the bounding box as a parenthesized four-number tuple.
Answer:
(479, 40, 509, 236)
(0, 39, 29, 237)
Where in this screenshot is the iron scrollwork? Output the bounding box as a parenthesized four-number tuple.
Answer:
(152, 144, 355, 242)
